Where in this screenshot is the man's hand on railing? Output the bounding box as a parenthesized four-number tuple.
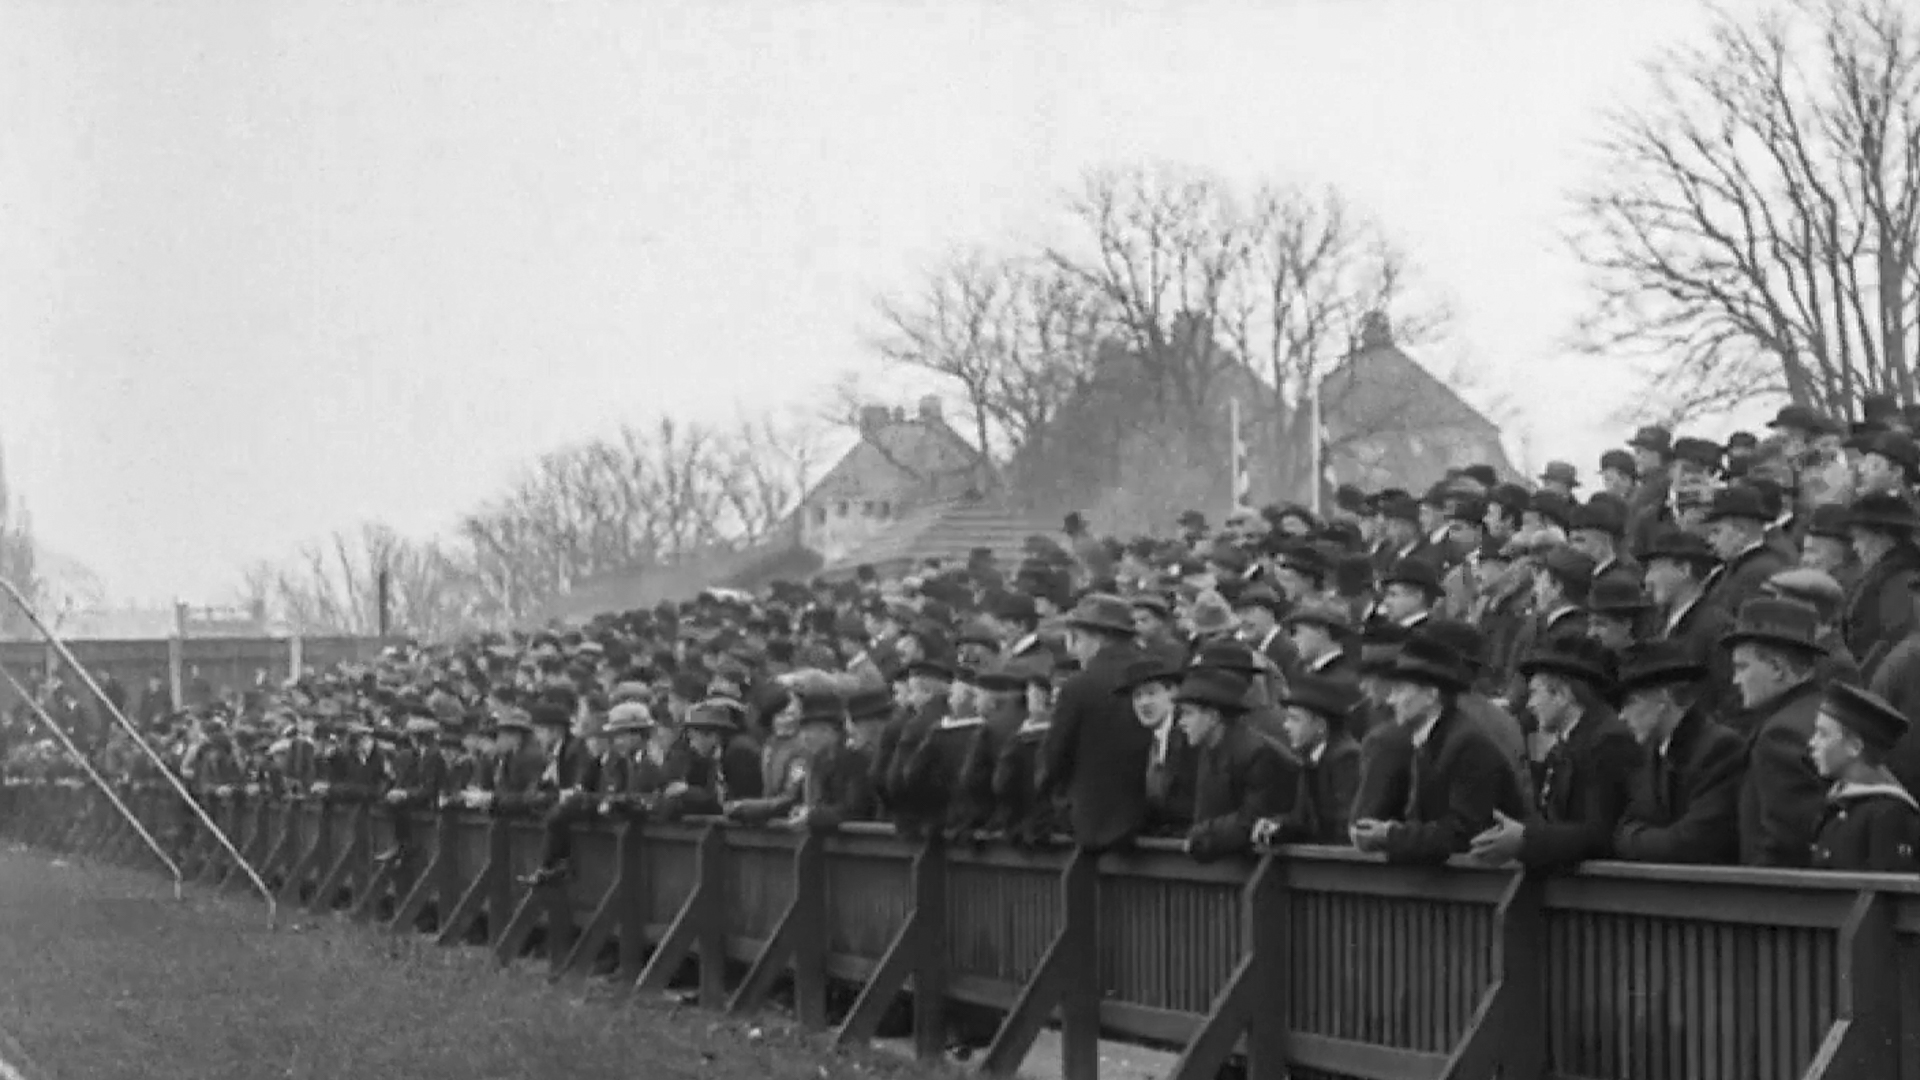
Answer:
(244, 784, 261, 798)
(1350, 819, 1390, 853)
(1466, 810, 1525, 866)
(1250, 817, 1281, 850)
(213, 785, 233, 799)
(310, 782, 332, 800)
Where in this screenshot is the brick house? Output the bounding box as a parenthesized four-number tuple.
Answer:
(796, 396, 992, 567)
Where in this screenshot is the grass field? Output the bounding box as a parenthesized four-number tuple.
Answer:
(0, 843, 951, 1080)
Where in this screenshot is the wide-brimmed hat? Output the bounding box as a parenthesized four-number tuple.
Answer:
(1064, 593, 1139, 635)
(493, 708, 533, 735)
(1615, 641, 1708, 697)
(1381, 557, 1443, 598)
(1174, 668, 1251, 714)
(1115, 655, 1186, 695)
(604, 701, 655, 734)
(1231, 583, 1284, 613)
(973, 662, 1029, 693)
(1588, 574, 1652, 617)
(683, 699, 744, 733)
(1387, 631, 1472, 692)
(529, 703, 572, 729)
(794, 691, 847, 728)
(1539, 461, 1580, 488)
(1282, 675, 1360, 723)
(1628, 425, 1673, 455)
(1845, 493, 1920, 534)
(1518, 635, 1616, 691)
(1190, 638, 1262, 676)
(1722, 597, 1824, 655)
(1768, 404, 1828, 433)
(1640, 527, 1719, 567)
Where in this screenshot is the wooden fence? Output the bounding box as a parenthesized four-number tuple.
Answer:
(3, 783, 1912, 1080)
(0, 636, 388, 714)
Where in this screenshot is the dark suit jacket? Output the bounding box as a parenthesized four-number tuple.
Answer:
(1186, 721, 1296, 861)
(1266, 733, 1361, 845)
(1702, 542, 1790, 625)
(1380, 705, 1525, 865)
(1848, 544, 1920, 679)
(1659, 595, 1735, 717)
(1352, 720, 1414, 824)
(1518, 709, 1643, 868)
(1041, 641, 1152, 850)
(1612, 708, 1746, 864)
(1737, 680, 1827, 867)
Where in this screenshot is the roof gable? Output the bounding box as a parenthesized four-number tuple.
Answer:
(805, 414, 987, 505)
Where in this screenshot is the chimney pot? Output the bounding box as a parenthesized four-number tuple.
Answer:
(857, 405, 890, 435)
(918, 395, 942, 421)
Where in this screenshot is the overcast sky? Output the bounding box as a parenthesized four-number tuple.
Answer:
(2, 0, 1732, 604)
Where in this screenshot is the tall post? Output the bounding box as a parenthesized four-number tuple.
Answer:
(167, 603, 185, 712)
(1228, 396, 1247, 515)
(1308, 376, 1325, 517)
(376, 567, 392, 639)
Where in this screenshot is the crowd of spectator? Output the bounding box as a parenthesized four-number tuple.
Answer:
(10, 395, 1920, 883)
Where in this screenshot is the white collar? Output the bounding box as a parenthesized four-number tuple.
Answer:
(1309, 740, 1326, 765)
(1663, 592, 1703, 635)
(937, 714, 985, 731)
(1410, 709, 1444, 749)
(1830, 780, 1920, 810)
(1257, 626, 1281, 650)
(1307, 650, 1340, 673)
(1400, 610, 1430, 629)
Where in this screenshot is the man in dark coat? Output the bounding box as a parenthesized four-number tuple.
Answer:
(1350, 630, 1525, 864)
(1841, 493, 1920, 678)
(662, 700, 763, 818)
(1643, 526, 1734, 712)
(1700, 485, 1792, 620)
(1610, 641, 1746, 864)
(1040, 594, 1150, 852)
(1469, 636, 1641, 869)
(1253, 675, 1362, 847)
(1174, 667, 1295, 862)
(1725, 598, 1830, 867)
(517, 701, 604, 886)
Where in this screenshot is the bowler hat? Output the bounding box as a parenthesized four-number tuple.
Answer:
(973, 662, 1028, 693)
(1283, 675, 1360, 723)
(1722, 597, 1824, 655)
(1768, 404, 1827, 433)
(1821, 682, 1909, 754)
(1518, 635, 1616, 690)
(1588, 574, 1651, 617)
(1629, 425, 1673, 455)
(1539, 461, 1580, 488)
(1764, 568, 1845, 620)
(605, 701, 655, 734)
(1615, 641, 1709, 697)
(1672, 437, 1723, 469)
(1191, 637, 1263, 675)
(1232, 583, 1284, 613)
(1806, 503, 1852, 541)
(1387, 631, 1472, 692)
(1064, 593, 1139, 635)
(1540, 545, 1599, 587)
(1569, 501, 1625, 538)
(493, 708, 534, 735)
(529, 703, 572, 728)
(1598, 449, 1639, 478)
(1704, 485, 1770, 523)
(1174, 668, 1252, 714)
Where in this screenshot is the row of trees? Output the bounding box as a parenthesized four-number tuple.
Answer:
(0, 446, 41, 637)
(237, 412, 828, 638)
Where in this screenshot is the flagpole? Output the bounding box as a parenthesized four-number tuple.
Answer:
(1228, 396, 1244, 516)
(1308, 376, 1324, 516)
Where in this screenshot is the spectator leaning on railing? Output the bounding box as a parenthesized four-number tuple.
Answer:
(24, 396, 1920, 889)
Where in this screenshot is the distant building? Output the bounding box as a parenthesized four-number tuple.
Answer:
(1318, 314, 1516, 490)
(796, 395, 992, 566)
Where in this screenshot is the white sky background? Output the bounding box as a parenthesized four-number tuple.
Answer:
(1, 0, 1737, 604)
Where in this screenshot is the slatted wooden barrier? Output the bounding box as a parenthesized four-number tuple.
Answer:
(5, 782, 1915, 1080)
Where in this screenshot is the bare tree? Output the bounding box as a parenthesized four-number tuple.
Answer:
(0, 444, 41, 638)
(1047, 164, 1253, 425)
(872, 253, 1107, 473)
(1570, 0, 1920, 422)
(261, 523, 484, 639)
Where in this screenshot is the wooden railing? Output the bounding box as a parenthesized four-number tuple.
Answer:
(4, 782, 1914, 1080)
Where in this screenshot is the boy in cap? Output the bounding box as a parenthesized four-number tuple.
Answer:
(1115, 655, 1196, 835)
(659, 699, 763, 818)
(595, 701, 664, 818)
(1807, 683, 1920, 871)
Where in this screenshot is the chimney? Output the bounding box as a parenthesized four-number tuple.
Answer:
(857, 405, 890, 437)
(892, 406, 906, 423)
(1358, 311, 1393, 351)
(918, 395, 943, 422)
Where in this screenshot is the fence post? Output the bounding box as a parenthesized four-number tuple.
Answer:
(167, 636, 184, 711)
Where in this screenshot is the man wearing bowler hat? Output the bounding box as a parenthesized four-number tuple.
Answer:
(1470, 637, 1641, 869)
(1040, 593, 1152, 853)
(1725, 597, 1830, 867)
(1609, 641, 1746, 864)
(1349, 629, 1524, 864)
(1172, 666, 1294, 862)
(1701, 485, 1791, 618)
(1252, 675, 1363, 847)
(1840, 492, 1920, 676)
(1807, 682, 1920, 872)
